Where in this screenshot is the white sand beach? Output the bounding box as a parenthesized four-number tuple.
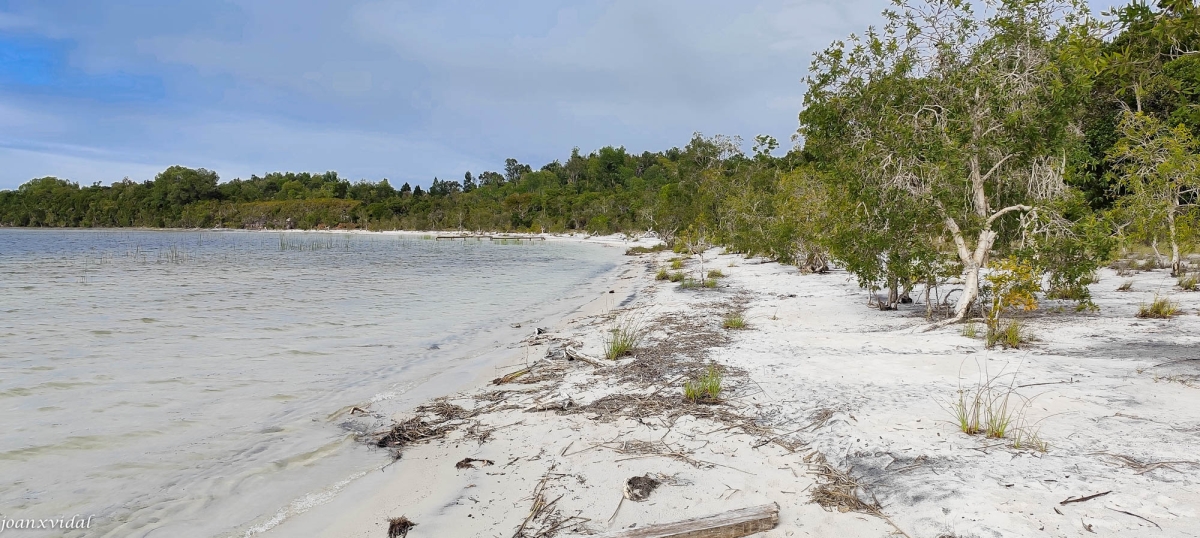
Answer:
(263, 245, 1200, 538)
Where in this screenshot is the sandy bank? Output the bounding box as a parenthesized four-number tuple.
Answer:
(262, 249, 1200, 538)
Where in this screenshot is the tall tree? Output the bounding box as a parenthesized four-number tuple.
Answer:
(800, 0, 1102, 323)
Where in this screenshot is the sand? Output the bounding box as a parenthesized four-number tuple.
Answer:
(260, 245, 1200, 538)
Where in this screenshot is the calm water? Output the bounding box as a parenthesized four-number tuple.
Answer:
(0, 229, 622, 537)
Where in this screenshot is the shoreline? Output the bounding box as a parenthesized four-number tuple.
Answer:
(260, 248, 1199, 538)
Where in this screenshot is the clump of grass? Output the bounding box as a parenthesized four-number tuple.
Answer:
(667, 271, 685, 283)
(679, 278, 700, 289)
(722, 313, 747, 329)
(1116, 279, 1134, 292)
(669, 258, 685, 270)
(604, 316, 646, 360)
(1178, 274, 1198, 291)
(947, 363, 1040, 446)
(961, 323, 979, 339)
(1137, 294, 1180, 319)
(683, 366, 723, 403)
(702, 278, 718, 288)
(625, 244, 668, 255)
(707, 269, 726, 278)
(655, 268, 669, 281)
(985, 320, 1029, 349)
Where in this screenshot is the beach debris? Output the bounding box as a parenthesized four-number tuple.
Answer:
(493, 366, 536, 385)
(622, 475, 661, 501)
(594, 503, 779, 538)
(350, 406, 368, 415)
(511, 323, 523, 328)
(386, 516, 416, 538)
(455, 457, 494, 469)
(536, 327, 549, 335)
(376, 417, 455, 448)
(513, 469, 590, 538)
(564, 347, 606, 368)
(1060, 491, 1112, 505)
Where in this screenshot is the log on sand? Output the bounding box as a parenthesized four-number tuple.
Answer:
(594, 503, 778, 538)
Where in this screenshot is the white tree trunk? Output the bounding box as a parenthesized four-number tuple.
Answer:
(1168, 208, 1182, 276)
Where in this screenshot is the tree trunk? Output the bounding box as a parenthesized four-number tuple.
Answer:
(1168, 208, 1182, 277)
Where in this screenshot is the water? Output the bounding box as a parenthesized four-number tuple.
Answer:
(0, 229, 623, 537)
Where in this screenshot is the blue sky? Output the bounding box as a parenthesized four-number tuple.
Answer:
(0, 0, 1121, 190)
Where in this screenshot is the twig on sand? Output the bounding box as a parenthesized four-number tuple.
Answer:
(1060, 491, 1112, 505)
(1107, 508, 1162, 530)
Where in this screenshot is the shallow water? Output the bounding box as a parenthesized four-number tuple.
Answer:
(0, 229, 621, 537)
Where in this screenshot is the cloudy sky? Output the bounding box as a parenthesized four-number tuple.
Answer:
(0, 0, 1120, 190)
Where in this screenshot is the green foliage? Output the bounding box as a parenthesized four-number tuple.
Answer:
(626, 244, 668, 255)
(707, 269, 725, 278)
(683, 366, 723, 403)
(984, 258, 1042, 327)
(667, 271, 685, 283)
(986, 320, 1030, 350)
(1179, 274, 1198, 291)
(654, 268, 670, 281)
(669, 258, 684, 270)
(604, 316, 645, 360)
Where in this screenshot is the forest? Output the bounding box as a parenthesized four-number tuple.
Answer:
(1, 0, 1197, 322)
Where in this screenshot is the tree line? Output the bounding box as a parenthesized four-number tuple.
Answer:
(1, 0, 1197, 323)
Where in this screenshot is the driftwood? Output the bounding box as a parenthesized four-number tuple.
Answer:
(565, 347, 607, 368)
(595, 503, 778, 538)
(1060, 491, 1112, 505)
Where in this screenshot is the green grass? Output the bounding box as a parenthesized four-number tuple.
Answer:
(1179, 274, 1198, 291)
(625, 244, 668, 255)
(722, 313, 747, 329)
(683, 366, 723, 403)
(707, 269, 726, 278)
(655, 268, 670, 281)
(1138, 294, 1181, 318)
(702, 278, 718, 288)
(961, 323, 979, 339)
(669, 258, 685, 270)
(949, 366, 1026, 440)
(604, 316, 646, 360)
(667, 271, 685, 282)
(985, 320, 1028, 349)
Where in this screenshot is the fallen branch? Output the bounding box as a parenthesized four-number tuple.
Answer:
(1060, 491, 1112, 505)
(594, 503, 779, 538)
(1107, 508, 1162, 530)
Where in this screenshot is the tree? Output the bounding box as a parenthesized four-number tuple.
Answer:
(800, 0, 1101, 323)
(463, 171, 477, 192)
(504, 158, 532, 184)
(1108, 111, 1200, 275)
(151, 166, 218, 209)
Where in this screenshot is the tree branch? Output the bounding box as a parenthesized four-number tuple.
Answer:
(985, 204, 1033, 228)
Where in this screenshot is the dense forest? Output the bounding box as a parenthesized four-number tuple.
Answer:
(2, 0, 1197, 321)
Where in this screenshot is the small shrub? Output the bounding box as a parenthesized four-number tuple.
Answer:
(948, 365, 1031, 443)
(707, 269, 726, 278)
(655, 268, 669, 280)
(1179, 275, 1198, 291)
(604, 317, 645, 360)
(702, 278, 718, 288)
(683, 366, 723, 403)
(985, 320, 1028, 349)
(670, 258, 684, 270)
(1137, 295, 1180, 319)
(668, 271, 685, 282)
(625, 244, 668, 255)
(722, 313, 747, 329)
(961, 323, 979, 339)
(1116, 280, 1133, 292)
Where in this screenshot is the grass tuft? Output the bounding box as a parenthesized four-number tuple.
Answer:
(655, 268, 669, 281)
(707, 269, 726, 278)
(669, 258, 684, 270)
(1137, 294, 1180, 319)
(1179, 274, 1198, 291)
(722, 313, 747, 329)
(604, 316, 646, 360)
(683, 366, 723, 403)
(961, 323, 979, 339)
(985, 320, 1029, 349)
(667, 271, 685, 282)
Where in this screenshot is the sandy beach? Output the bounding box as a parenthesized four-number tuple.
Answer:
(262, 244, 1200, 538)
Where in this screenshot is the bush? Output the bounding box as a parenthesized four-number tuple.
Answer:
(625, 244, 668, 255)
(1137, 295, 1180, 319)
(683, 366, 723, 403)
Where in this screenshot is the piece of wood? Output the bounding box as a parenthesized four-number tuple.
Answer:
(565, 347, 607, 368)
(594, 503, 778, 538)
(1060, 491, 1111, 505)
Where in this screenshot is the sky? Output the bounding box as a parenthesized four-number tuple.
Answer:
(0, 0, 1121, 190)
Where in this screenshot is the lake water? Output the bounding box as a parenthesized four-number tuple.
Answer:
(0, 229, 623, 537)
